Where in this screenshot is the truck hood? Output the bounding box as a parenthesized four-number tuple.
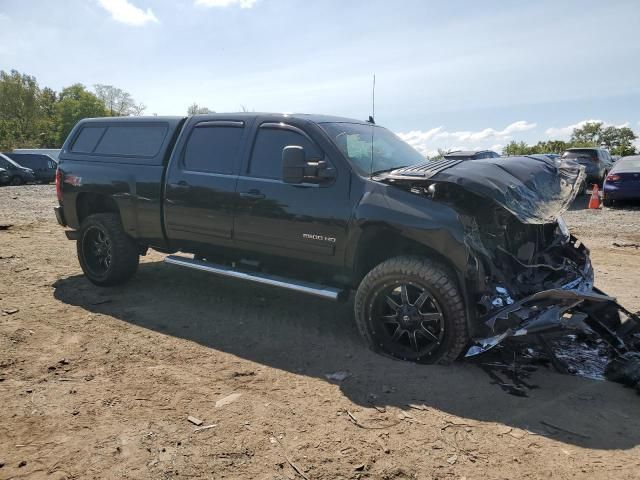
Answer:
(378, 156, 586, 224)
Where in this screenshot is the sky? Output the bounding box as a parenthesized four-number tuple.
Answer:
(1, 0, 639, 155)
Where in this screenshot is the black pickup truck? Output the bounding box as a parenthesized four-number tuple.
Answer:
(54, 114, 639, 365)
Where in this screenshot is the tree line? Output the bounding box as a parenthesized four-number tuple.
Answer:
(0, 69, 146, 151)
(503, 122, 637, 157)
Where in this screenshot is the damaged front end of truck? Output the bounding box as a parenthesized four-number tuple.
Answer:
(379, 155, 640, 384)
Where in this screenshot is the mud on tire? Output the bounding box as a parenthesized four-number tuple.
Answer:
(354, 256, 469, 364)
(77, 213, 139, 286)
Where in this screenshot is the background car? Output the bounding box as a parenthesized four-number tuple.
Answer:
(443, 149, 500, 160)
(3, 152, 57, 183)
(0, 153, 36, 185)
(12, 148, 61, 162)
(561, 148, 613, 185)
(602, 155, 640, 207)
(0, 167, 9, 185)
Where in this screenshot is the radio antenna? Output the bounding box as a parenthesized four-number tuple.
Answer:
(369, 74, 376, 178)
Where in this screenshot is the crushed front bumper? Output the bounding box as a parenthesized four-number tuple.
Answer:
(466, 252, 639, 358)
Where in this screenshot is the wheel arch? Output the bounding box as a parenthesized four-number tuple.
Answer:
(352, 225, 463, 286)
(76, 193, 121, 225)
(350, 224, 478, 335)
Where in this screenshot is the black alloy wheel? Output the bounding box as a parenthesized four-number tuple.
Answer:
(81, 226, 113, 277)
(372, 281, 445, 359)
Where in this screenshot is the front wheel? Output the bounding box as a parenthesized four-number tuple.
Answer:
(354, 256, 469, 364)
(77, 213, 139, 286)
(10, 176, 23, 186)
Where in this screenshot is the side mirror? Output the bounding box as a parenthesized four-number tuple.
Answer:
(282, 145, 336, 184)
(282, 146, 306, 184)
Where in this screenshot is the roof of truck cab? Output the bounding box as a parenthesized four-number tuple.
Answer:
(189, 112, 371, 124)
(76, 113, 370, 125)
(78, 116, 185, 123)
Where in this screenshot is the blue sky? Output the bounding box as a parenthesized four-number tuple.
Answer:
(1, 0, 639, 154)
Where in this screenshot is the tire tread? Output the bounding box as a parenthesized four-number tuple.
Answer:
(354, 255, 468, 364)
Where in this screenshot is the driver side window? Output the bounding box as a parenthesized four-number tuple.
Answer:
(249, 127, 322, 179)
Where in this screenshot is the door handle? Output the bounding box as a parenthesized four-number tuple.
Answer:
(239, 189, 265, 200)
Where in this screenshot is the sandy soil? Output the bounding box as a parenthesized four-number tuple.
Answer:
(1, 185, 640, 480)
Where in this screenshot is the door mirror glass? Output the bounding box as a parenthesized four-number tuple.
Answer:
(282, 146, 307, 184)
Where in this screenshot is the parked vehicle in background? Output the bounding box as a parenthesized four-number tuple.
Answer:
(0, 167, 9, 185)
(53, 114, 633, 366)
(561, 148, 613, 185)
(12, 148, 61, 162)
(603, 155, 640, 206)
(443, 150, 500, 160)
(526, 153, 561, 162)
(0, 153, 35, 185)
(3, 152, 57, 183)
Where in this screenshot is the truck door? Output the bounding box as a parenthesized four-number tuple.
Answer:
(234, 122, 351, 267)
(164, 120, 248, 250)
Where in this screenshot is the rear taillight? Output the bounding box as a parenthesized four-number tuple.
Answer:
(606, 174, 621, 182)
(55, 168, 62, 203)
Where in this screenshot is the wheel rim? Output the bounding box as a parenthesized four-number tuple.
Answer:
(370, 281, 445, 359)
(82, 226, 112, 276)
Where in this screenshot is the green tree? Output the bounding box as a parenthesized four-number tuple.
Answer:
(0, 70, 41, 149)
(55, 84, 108, 145)
(601, 125, 637, 156)
(36, 87, 59, 147)
(570, 122, 602, 146)
(503, 140, 532, 156)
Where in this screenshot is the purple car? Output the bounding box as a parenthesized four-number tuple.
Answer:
(603, 155, 640, 206)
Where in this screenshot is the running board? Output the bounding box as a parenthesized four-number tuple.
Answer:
(164, 255, 346, 301)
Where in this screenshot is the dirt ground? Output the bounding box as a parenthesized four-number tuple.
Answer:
(1, 185, 640, 480)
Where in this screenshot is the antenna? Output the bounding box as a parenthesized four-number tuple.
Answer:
(369, 74, 376, 178)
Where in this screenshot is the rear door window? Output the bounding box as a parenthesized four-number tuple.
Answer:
(249, 127, 321, 179)
(183, 125, 244, 174)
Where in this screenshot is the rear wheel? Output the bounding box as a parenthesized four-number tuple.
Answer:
(10, 176, 23, 186)
(603, 198, 614, 207)
(354, 256, 469, 364)
(77, 213, 139, 286)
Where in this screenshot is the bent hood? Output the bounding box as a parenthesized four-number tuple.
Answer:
(380, 156, 586, 224)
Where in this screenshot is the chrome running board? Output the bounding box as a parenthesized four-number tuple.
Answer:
(164, 255, 345, 301)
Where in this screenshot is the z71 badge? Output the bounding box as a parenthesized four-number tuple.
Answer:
(303, 233, 336, 243)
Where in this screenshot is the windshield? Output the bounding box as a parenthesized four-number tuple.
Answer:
(319, 122, 426, 176)
(0, 153, 20, 168)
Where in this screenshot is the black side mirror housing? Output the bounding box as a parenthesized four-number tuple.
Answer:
(282, 145, 336, 184)
(282, 146, 306, 184)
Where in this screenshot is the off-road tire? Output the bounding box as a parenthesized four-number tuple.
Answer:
(354, 256, 469, 364)
(77, 213, 139, 286)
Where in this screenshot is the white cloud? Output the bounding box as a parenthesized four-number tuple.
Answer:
(545, 119, 630, 139)
(194, 0, 259, 7)
(397, 121, 536, 157)
(97, 0, 158, 26)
